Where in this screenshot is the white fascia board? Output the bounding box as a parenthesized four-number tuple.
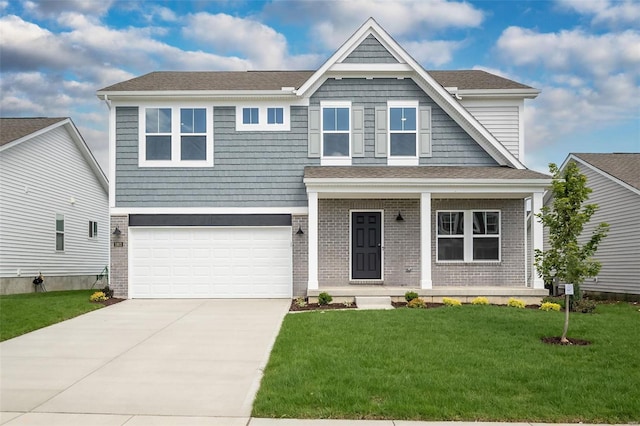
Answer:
(304, 178, 552, 193)
(96, 90, 300, 102)
(0, 118, 67, 153)
(456, 88, 540, 99)
(110, 206, 309, 215)
(563, 154, 640, 196)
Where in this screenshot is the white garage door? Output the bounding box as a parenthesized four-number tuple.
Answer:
(129, 227, 292, 298)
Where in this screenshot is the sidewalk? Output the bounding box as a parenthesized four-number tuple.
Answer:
(0, 413, 623, 426)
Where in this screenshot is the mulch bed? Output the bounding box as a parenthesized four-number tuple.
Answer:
(541, 336, 592, 346)
(290, 301, 357, 311)
(99, 298, 126, 307)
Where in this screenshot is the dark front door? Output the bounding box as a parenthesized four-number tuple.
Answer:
(352, 212, 382, 280)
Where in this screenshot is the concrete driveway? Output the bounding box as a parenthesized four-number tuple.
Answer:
(0, 299, 289, 425)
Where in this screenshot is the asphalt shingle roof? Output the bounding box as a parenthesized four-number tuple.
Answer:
(304, 166, 551, 180)
(0, 118, 67, 147)
(98, 70, 533, 92)
(572, 153, 640, 190)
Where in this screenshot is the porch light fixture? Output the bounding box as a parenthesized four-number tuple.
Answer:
(396, 211, 404, 221)
(296, 225, 304, 235)
(112, 227, 122, 236)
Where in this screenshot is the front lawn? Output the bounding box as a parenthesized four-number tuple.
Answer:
(253, 303, 640, 423)
(0, 290, 103, 341)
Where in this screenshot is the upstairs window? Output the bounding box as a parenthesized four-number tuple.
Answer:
(437, 210, 501, 262)
(242, 107, 259, 124)
(89, 221, 98, 239)
(56, 214, 64, 251)
(140, 106, 213, 167)
(321, 102, 351, 164)
(267, 107, 284, 124)
(145, 108, 172, 161)
(388, 101, 418, 165)
(236, 105, 290, 131)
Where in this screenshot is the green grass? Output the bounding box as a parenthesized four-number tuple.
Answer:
(253, 303, 640, 423)
(0, 290, 103, 342)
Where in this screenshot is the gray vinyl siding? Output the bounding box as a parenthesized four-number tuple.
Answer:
(310, 78, 497, 166)
(343, 34, 399, 63)
(115, 106, 317, 207)
(576, 162, 640, 295)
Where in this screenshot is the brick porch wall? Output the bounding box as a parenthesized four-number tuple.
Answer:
(318, 199, 421, 287)
(292, 215, 308, 297)
(110, 215, 128, 298)
(431, 199, 525, 286)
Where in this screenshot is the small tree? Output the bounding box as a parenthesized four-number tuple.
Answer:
(534, 162, 608, 343)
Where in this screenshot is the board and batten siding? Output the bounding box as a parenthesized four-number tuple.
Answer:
(0, 126, 109, 278)
(310, 78, 498, 166)
(576, 162, 640, 295)
(461, 100, 522, 160)
(115, 106, 316, 207)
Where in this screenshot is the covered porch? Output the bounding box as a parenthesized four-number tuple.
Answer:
(302, 166, 552, 301)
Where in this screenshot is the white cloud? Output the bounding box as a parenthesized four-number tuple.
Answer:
(22, 0, 114, 18)
(403, 40, 464, 67)
(264, 0, 484, 51)
(496, 27, 640, 78)
(556, 0, 640, 29)
(182, 13, 322, 70)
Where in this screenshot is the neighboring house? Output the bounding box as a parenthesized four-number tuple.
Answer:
(553, 153, 640, 296)
(0, 118, 109, 294)
(97, 18, 552, 301)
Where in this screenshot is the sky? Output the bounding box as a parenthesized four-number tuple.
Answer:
(1, 0, 639, 174)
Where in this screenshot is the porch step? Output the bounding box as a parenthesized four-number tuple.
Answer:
(355, 296, 393, 310)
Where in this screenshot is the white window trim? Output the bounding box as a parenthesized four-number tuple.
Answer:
(139, 104, 214, 168)
(55, 213, 64, 252)
(436, 210, 501, 263)
(349, 209, 384, 282)
(387, 100, 419, 166)
(235, 103, 290, 131)
(321, 101, 352, 166)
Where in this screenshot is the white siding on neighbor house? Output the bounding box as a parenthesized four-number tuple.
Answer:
(461, 100, 522, 160)
(576, 162, 640, 295)
(0, 126, 109, 278)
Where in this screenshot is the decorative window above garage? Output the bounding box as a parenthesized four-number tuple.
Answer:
(235, 105, 290, 131)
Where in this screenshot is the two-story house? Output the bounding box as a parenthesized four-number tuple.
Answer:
(98, 18, 551, 302)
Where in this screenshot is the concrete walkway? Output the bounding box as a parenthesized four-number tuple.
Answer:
(0, 299, 290, 424)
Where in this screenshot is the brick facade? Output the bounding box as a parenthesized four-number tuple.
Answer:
(317, 199, 421, 287)
(431, 199, 525, 286)
(292, 215, 308, 297)
(308, 198, 526, 292)
(109, 215, 128, 298)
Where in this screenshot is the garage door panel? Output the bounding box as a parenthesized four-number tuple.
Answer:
(130, 227, 292, 298)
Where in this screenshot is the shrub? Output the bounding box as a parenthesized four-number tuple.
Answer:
(89, 291, 106, 302)
(101, 286, 114, 299)
(405, 291, 419, 302)
(318, 292, 333, 306)
(540, 302, 561, 312)
(574, 298, 597, 314)
(542, 295, 565, 309)
(294, 297, 307, 308)
(471, 296, 489, 305)
(507, 298, 526, 309)
(442, 297, 462, 307)
(407, 297, 426, 308)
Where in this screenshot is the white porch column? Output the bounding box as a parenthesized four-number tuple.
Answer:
(420, 192, 433, 289)
(307, 191, 319, 290)
(531, 191, 545, 289)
